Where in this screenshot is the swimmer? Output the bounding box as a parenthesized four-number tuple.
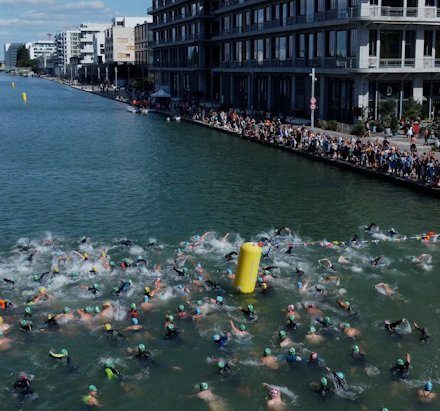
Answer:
(99, 301, 114, 320)
(225, 268, 235, 280)
(351, 344, 366, 360)
(384, 318, 407, 334)
(0, 330, 13, 350)
(129, 344, 153, 366)
(225, 251, 238, 261)
(262, 383, 286, 410)
(413, 322, 430, 342)
(341, 322, 360, 338)
(82, 385, 101, 407)
(370, 256, 382, 266)
(261, 282, 270, 295)
(323, 275, 340, 285)
(177, 304, 188, 319)
(128, 303, 139, 318)
(114, 279, 133, 295)
(285, 347, 301, 364)
(375, 282, 396, 296)
(137, 256, 147, 266)
(3, 278, 15, 286)
(125, 317, 142, 332)
(104, 323, 125, 339)
(33, 271, 49, 283)
(310, 376, 334, 398)
(28, 287, 54, 304)
(306, 326, 324, 344)
(336, 299, 355, 314)
(213, 332, 230, 348)
(325, 367, 348, 390)
(305, 303, 323, 316)
(387, 228, 398, 238)
(55, 307, 75, 322)
(0, 316, 11, 332)
(195, 382, 226, 411)
(120, 239, 133, 247)
(209, 296, 224, 306)
(286, 242, 293, 255)
(165, 323, 179, 339)
(276, 226, 291, 236)
(13, 373, 33, 397)
(45, 313, 59, 327)
(49, 349, 71, 364)
(140, 296, 152, 311)
(278, 330, 292, 347)
(319, 258, 335, 271)
(0, 298, 13, 310)
(286, 315, 298, 330)
(286, 304, 300, 319)
(27, 250, 38, 262)
(337, 256, 350, 265)
(19, 319, 32, 331)
(173, 266, 187, 276)
(390, 353, 411, 379)
(104, 360, 121, 379)
(364, 223, 377, 232)
(120, 259, 131, 269)
(308, 352, 325, 367)
(80, 283, 100, 295)
(316, 316, 332, 328)
(239, 304, 257, 321)
(77, 307, 94, 322)
(216, 360, 232, 375)
(261, 348, 279, 370)
(229, 320, 249, 337)
(417, 381, 437, 403)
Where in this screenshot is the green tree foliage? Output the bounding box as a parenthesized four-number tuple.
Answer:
(16, 46, 36, 68)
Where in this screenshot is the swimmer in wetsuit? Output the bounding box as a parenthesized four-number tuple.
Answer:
(3, 278, 14, 286)
(371, 256, 382, 266)
(225, 251, 238, 261)
(173, 266, 187, 276)
(13, 374, 33, 397)
(413, 322, 430, 342)
(390, 353, 411, 379)
(364, 223, 377, 232)
(239, 304, 257, 321)
(384, 318, 407, 333)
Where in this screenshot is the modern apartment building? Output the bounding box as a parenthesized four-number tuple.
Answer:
(93, 31, 106, 64)
(27, 40, 57, 60)
(55, 30, 80, 75)
(4, 43, 25, 67)
(105, 17, 151, 64)
(135, 21, 154, 66)
(79, 23, 109, 65)
(150, 0, 440, 122)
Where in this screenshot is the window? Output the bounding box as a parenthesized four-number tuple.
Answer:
(188, 46, 199, 65)
(424, 30, 433, 56)
(349, 29, 357, 57)
(297, 34, 305, 58)
(280, 36, 287, 61)
(265, 38, 270, 59)
(369, 30, 377, 56)
(336, 31, 347, 59)
(326, 31, 335, 57)
(405, 30, 415, 59)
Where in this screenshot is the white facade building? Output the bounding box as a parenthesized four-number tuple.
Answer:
(93, 31, 106, 64)
(79, 23, 108, 65)
(55, 30, 80, 75)
(27, 40, 56, 60)
(105, 17, 151, 63)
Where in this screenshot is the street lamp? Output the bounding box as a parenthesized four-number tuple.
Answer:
(309, 68, 317, 129)
(114, 67, 118, 89)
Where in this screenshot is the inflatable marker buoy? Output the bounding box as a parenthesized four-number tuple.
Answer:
(233, 242, 262, 294)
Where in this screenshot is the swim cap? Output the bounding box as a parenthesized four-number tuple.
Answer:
(178, 304, 184, 311)
(279, 330, 287, 339)
(138, 344, 146, 352)
(213, 334, 220, 341)
(53, 267, 59, 273)
(352, 345, 360, 353)
(92, 306, 99, 314)
(112, 287, 118, 293)
(104, 323, 111, 331)
(345, 301, 350, 306)
(425, 381, 433, 392)
(110, 261, 115, 267)
(197, 276, 203, 281)
(227, 269, 232, 275)
(320, 377, 328, 387)
(196, 263, 201, 268)
(85, 306, 93, 314)
(89, 385, 97, 392)
(177, 284, 183, 289)
(264, 348, 272, 357)
(93, 283, 99, 290)
(287, 304, 295, 311)
(20, 320, 27, 326)
(216, 296, 223, 303)
(183, 267, 188, 274)
(47, 314, 53, 320)
(247, 304, 254, 312)
(137, 256, 142, 260)
(257, 277, 263, 283)
(177, 249, 182, 253)
(25, 307, 32, 314)
(130, 303, 136, 310)
(195, 307, 201, 315)
(309, 326, 316, 334)
(239, 324, 246, 331)
(336, 371, 345, 380)
(143, 296, 149, 303)
(167, 323, 174, 331)
(262, 283, 268, 290)
(61, 349, 68, 356)
(83, 253, 88, 259)
(288, 315, 295, 322)
(63, 307, 70, 314)
(217, 361, 225, 369)
(39, 287, 46, 294)
(343, 322, 351, 329)
(105, 360, 113, 368)
(102, 301, 111, 308)
(128, 279, 133, 285)
(288, 347, 296, 355)
(197, 300, 203, 306)
(131, 318, 139, 325)
(33, 274, 40, 281)
(144, 287, 150, 293)
(199, 382, 208, 391)
(397, 358, 404, 366)
(167, 315, 174, 322)
(70, 272, 79, 277)
(0, 330, 3, 337)
(324, 316, 331, 324)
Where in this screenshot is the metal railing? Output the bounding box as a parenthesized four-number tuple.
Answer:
(154, 34, 201, 45)
(218, 57, 357, 69)
(151, 9, 204, 27)
(148, 0, 190, 13)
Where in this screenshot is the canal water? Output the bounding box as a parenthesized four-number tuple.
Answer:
(0, 74, 439, 411)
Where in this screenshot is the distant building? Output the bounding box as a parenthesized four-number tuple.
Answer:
(4, 43, 25, 67)
(105, 17, 150, 63)
(79, 23, 108, 65)
(27, 40, 56, 60)
(135, 20, 153, 66)
(93, 31, 106, 64)
(55, 30, 80, 75)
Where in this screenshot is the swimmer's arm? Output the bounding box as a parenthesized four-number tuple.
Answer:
(405, 353, 411, 364)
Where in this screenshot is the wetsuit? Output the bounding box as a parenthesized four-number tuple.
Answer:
(285, 354, 301, 364)
(286, 318, 298, 330)
(45, 317, 58, 327)
(27, 250, 37, 262)
(391, 361, 410, 379)
(0, 299, 12, 310)
(263, 266, 277, 271)
(384, 319, 403, 333)
(218, 363, 232, 375)
(414, 324, 430, 342)
(88, 286, 99, 295)
(135, 351, 153, 365)
(364, 223, 377, 231)
(3, 278, 14, 286)
(13, 377, 32, 396)
(215, 334, 229, 348)
(329, 371, 348, 389)
(205, 280, 222, 291)
(173, 267, 185, 276)
(106, 329, 125, 339)
(240, 308, 256, 321)
(35, 271, 49, 283)
(225, 252, 238, 261)
(20, 321, 32, 331)
(371, 257, 382, 266)
(165, 327, 179, 339)
(115, 281, 131, 295)
(137, 258, 147, 266)
(286, 245, 293, 255)
(120, 240, 133, 247)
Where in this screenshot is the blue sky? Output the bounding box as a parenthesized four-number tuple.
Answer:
(0, 0, 152, 59)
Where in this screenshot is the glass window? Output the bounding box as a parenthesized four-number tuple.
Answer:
(349, 29, 357, 57)
(280, 36, 287, 61)
(369, 30, 377, 56)
(326, 31, 335, 57)
(336, 30, 347, 59)
(297, 34, 305, 57)
(380, 31, 401, 59)
(257, 39, 264, 62)
(405, 30, 415, 59)
(265, 38, 270, 59)
(424, 30, 433, 56)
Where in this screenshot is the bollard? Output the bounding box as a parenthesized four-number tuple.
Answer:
(233, 242, 262, 294)
(22, 92, 27, 102)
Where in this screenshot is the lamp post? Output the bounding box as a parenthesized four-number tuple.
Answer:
(114, 66, 118, 88)
(105, 66, 109, 83)
(309, 68, 317, 129)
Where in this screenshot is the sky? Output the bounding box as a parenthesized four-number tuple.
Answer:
(0, 0, 152, 60)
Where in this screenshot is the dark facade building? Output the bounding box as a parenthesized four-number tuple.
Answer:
(150, 0, 440, 123)
(135, 21, 154, 66)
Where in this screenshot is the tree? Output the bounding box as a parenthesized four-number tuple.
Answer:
(403, 98, 423, 120)
(16, 46, 36, 68)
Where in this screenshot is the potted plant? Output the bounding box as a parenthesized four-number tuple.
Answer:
(390, 115, 399, 135)
(382, 115, 391, 135)
(378, 100, 396, 135)
(369, 120, 377, 133)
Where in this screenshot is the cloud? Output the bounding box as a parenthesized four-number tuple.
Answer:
(0, 0, 54, 4)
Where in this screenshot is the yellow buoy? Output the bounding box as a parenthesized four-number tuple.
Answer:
(233, 242, 262, 294)
(22, 92, 27, 102)
(11, 82, 15, 88)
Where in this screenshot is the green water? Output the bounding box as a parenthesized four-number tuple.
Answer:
(0, 74, 439, 411)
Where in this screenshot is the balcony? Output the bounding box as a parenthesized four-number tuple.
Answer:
(151, 9, 205, 29)
(368, 6, 438, 18)
(153, 34, 201, 46)
(148, 0, 189, 14)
